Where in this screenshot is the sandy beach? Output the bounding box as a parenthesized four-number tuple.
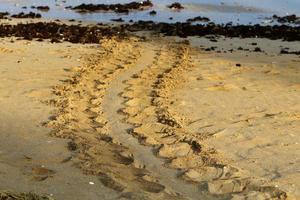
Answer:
(0, 2, 299, 199)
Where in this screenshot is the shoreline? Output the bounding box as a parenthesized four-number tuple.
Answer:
(0, 19, 300, 42)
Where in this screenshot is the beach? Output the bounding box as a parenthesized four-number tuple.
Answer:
(0, 1, 299, 200)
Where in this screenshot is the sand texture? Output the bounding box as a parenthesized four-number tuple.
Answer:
(0, 36, 299, 200)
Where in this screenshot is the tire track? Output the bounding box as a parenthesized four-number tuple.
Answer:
(120, 41, 288, 200)
(46, 38, 182, 199)
(46, 37, 288, 200)
(102, 41, 213, 199)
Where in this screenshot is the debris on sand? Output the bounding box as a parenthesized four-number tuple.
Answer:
(167, 2, 184, 10)
(11, 12, 41, 19)
(0, 191, 53, 200)
(125, 21, 300, 41)
(187, 16, 210, 23)
(70, 0, 153, 13)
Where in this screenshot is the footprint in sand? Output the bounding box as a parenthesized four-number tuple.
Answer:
(23, 165, 56, 181)
(25, 89, 51, 99)
(0, 47, 14, 53)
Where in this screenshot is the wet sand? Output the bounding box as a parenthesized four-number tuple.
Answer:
(0, 20, 299, 199)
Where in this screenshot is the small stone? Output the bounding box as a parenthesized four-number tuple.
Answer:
(254, 47, 262, 52)
(149, 10, 157, 15)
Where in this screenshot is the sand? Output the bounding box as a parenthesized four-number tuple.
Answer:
(0, 38, 119, 199)
(169, 48, 300, 198)
(0, 33, 299, 199)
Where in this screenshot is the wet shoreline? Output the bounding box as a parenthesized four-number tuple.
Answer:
(0, 0, 300, 25)
(0, 20, 299, 52)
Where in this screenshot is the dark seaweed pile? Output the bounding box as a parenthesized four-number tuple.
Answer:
(11, 12, 42, 19)
(0, 20, 299, 45)
(187, 16, 210, 23)
(70, 0, 153, 13)
(126, 21, 300, 41)
(35, 6, 50, 11)
(0, 22, 126, 43)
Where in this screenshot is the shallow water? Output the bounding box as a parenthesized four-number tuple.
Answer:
(0, 0, 299, 24)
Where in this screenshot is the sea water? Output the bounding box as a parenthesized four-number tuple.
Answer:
(0, 0, 299, 25)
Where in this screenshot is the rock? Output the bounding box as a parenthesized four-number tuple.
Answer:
(149, 10, 157, 15)
(167, 2, 184, 10)
(70, 0, 153, 13)
(11, 12, 42, 18)
(111, 18, 124, 22)
(187, 16, 210, 23)
(36, 6, 50, 11)
(254, 47, 262, 52)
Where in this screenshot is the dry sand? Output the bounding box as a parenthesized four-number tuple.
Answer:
(0, 38, 119, 199)
(169, 48, 300, 198)
(0, 33, 299, 200)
